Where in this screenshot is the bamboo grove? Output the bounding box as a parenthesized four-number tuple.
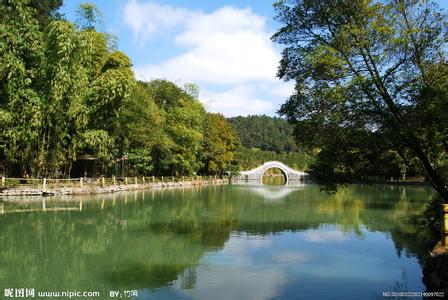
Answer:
(0, 1, 239, 178)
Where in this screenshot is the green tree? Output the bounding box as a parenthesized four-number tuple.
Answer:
(202, 113, 239, 175)
(164, 97, 205, 175)
(116, 81, 166, 175)
(0, 0, 44, 176)
(39, 12, 134, 176)
(272, 0, 448, 201)
(0, 1, 135, 177)
(39, 20, 89, 176)
(146, 80, 206, 176)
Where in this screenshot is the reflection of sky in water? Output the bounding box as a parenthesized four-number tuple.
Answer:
(141, 226, 423, 300)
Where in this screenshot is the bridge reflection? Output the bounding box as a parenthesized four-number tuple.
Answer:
(232, 181, 306, 201)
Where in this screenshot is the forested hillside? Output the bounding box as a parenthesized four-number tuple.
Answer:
(227, 115, 296, 153)
(228, 115, 314, 171)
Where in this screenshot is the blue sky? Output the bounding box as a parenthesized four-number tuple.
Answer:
(59, 1, 448, 117)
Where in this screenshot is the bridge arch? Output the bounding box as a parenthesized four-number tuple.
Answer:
(235, 161, 308, 185)
(260, 165, 289, 185)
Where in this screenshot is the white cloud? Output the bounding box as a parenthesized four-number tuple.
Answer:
(123, 1, 293, 117)
(224, 234, 272, 253)
(273, 251, 313, 264)
(123, 0, 194, 43)
(302, 230, 349, 243)
(200, 85, 275, 117)
(174, 236, 286, 300)
(271, 81, 295, 98)
(178, 267, 287, 300)
(131, 5, 279, 85)
(174, 6, 266, 46)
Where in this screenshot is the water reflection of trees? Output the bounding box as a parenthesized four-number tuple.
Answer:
(0, 184, 433, 292)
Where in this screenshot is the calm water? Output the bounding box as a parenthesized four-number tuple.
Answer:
(0, 183, 434, 299)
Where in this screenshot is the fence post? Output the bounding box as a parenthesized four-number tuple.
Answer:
(80, 177, 83, 188)
(43, 178, 47, 190)
(1, 176, 5, 186)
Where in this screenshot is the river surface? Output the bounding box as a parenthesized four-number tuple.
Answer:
(0, 183, 434, 299)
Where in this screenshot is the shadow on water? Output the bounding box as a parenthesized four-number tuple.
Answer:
(0, 183, 438, 297)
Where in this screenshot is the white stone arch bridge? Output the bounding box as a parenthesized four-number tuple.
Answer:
(234, 161, 308, 184)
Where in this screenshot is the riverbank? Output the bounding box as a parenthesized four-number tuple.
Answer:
(0, 177, 229, 197)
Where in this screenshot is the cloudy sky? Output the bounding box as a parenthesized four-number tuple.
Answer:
(60, 0, 448, 117)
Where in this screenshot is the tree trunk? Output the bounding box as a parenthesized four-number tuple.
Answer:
(413, 145, 448, 203)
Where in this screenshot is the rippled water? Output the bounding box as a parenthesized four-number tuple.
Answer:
(0, 184, 434, 299)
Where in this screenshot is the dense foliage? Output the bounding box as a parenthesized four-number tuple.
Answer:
(272, 0, 448, 199)
(0, 1, 238, 178)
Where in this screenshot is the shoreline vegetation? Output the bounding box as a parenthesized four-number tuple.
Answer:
(0, 176, 228, 197)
